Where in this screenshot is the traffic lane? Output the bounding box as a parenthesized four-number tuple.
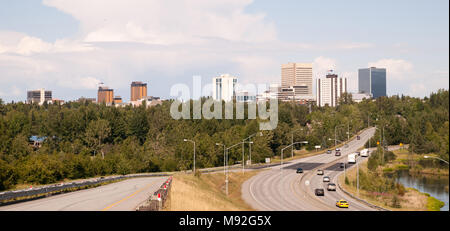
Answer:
(0, 177, 167, 211)
(243, 127, 375, 211)
(309, 167, 372, 211)
(299, 128, 375, 211)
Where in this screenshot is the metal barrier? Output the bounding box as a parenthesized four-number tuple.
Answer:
(136, 176, 173, 211)
(0, 173, 171, 205)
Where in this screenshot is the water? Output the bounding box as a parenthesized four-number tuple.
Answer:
(396, 170, 449, 211)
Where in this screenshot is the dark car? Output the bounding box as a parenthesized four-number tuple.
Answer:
(335, 151, 341, 156)
(340, 163, 345, 168)
(326, 150, 332, 154)
(315, 188, 325, 196)
(296, 168, 303, 173)
(357, 135, 361, 140)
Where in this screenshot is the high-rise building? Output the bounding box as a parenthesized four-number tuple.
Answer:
(316, 73, 347, 107)
(130, 81, 147, 101)
(27, 88, 52, 105)
(281, 63, 313, 97)
(97, 86, 114, 104)
(113, 96, 123, 104)
(212, 74, 237, 102)
(358, 67, 386, 98)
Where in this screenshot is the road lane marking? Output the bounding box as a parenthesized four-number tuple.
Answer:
(101, 179, 160, 211)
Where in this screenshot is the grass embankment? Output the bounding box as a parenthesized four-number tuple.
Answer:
(340, 160, 445, 211)
(164, 171, 260, 211)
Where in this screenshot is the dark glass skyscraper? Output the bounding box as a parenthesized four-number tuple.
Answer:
(358, 67, 386, 98)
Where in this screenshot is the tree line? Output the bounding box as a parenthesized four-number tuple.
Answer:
(0, 89, 448, 190)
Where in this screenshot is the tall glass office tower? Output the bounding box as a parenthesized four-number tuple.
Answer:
(358, 67, 386, 98)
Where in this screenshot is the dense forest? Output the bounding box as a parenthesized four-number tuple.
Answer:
(0, 89, 448, 190)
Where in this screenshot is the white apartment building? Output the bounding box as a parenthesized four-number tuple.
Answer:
(27, 88, 52, 105)
(212, 74, 238, 102)
(316, 74, 347, 107)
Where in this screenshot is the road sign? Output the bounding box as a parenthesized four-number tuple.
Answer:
(400, 143, 403, 146)
(377, 141, 380, 145)
(315, 145, 321, 149)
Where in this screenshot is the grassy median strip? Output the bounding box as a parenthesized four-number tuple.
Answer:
(164, 171, 260, 211)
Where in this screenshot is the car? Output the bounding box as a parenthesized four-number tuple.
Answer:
(317, 170, 324, 175)
(323, 176, 330, 182)
(296, 168, 303, 173)
(335, 148, 341, 152)
(336, 199, 349, 208)
(327, 183, 336, 191)
(335, 151, 341, 156)
(340, 163, 345, 168)
(357, 135, 361, 140)
(315, 189, 325, 196)
(326, 150, 332, 154)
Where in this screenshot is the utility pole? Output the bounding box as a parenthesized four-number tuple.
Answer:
(291, 133, 294, 158)
(242, 142, 245, 174)
(249, 141, 252, 165)
(357, 156, 359, 195)
(368, 114, 370, 149)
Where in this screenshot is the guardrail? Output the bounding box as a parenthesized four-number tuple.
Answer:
(0, 172, 171, 205)
(136, 176, 173, 211)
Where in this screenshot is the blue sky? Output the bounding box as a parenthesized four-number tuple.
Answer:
(0, 0, 448, 102)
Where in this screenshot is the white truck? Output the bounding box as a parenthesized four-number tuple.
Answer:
(347, 153, 357, 164)
(360, 148, 369, 157)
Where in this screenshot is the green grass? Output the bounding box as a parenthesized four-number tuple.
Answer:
(427, 196, 445, 211)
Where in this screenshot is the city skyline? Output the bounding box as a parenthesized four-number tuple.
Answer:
(0, 0, 448, 103)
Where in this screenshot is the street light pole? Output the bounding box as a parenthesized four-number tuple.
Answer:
(216, 143, 226, 175)
(291, 128, 304, 158)
(183, 139, 196, 174)
(224, 141, 248, 195)
(242, 132, 263, 172)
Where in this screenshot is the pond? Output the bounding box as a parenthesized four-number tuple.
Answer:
(396, 170, 449, 211)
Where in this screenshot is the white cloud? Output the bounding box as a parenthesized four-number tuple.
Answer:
(58, 76, 102, 90)
(409, 83, 427, 97)
(368, 59, 413, 80)
(43, 0, 277, 45)
(0, 31, 96, 56)
(313, 56, 336, 78)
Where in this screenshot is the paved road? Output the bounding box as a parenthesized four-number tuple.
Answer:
(0, 177, 167, 211)
(242, 127, 378, 211)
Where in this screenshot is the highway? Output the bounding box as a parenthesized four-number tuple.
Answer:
(242, 127, 378, 211)
(0, 176, 167, 211)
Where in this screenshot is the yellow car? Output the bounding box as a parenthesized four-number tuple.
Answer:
(336, 200, 349, 208)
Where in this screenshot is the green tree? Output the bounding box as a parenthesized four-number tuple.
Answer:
(85, 119, 111, 159)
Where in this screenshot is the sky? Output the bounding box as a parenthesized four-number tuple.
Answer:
(0, 0, 448, 102)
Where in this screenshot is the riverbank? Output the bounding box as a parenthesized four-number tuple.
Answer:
(385, 149, 449, 176)
(340, 160, 445, 211)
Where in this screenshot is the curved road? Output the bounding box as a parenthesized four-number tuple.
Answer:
(242, 127, 377, 211)
(0, 177, 167, 211)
